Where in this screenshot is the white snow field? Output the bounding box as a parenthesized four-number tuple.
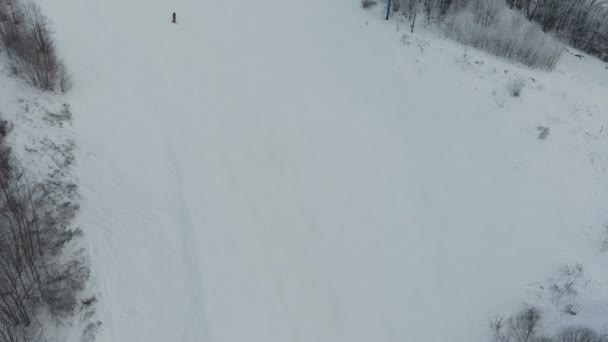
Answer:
(36, 0, 608, 341)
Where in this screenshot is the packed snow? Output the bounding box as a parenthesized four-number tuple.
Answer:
(3, 0, 602, 341)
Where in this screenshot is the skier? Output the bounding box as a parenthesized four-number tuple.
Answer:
(172, 12, 176, 24)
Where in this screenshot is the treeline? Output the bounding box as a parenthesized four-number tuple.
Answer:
(383, 0, 608, 63)
(0, 0, 71, 91)
(0, 1, 87, 340)
(491, 306, 607, 342)
(505, 0, 608, 59)
(0, 118, 88, 341)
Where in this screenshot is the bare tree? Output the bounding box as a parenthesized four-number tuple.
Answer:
(555, 327, 608, 342)
(424, 0, 436, 24)
(508, 307, 542, 342)
(0, 0, 68, 91)
(490, 316, 512, 342)
(58, 62, 72, 93)
(17, 2, 58, 90)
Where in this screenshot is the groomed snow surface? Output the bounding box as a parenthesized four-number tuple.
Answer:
(34, 0, 608, 341)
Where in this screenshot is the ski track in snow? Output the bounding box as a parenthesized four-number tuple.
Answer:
(167, 144, 210, 341)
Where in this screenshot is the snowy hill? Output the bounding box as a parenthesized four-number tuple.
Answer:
(29, 0, 608, 341)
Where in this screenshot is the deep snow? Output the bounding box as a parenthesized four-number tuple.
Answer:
(19, 0, 608, 341)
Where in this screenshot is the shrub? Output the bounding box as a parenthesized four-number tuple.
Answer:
(361, 0, 377, 9)
(554, 327, 608, 342)
(442, 2, 564, 69)
(536, 337, 554, 342)
(471, 0, 502, 27)
(489, 306, 543, 342)
(489, 307, 607, 342)
(508, 76, 526, 97)
(58, 62, 72, 93)
(601, 223, 608, 253)
(537, 126, 550, 140)
(490, 316, 511, 342)
(0, 119, 10, 173)
(508, 306, 542, 342)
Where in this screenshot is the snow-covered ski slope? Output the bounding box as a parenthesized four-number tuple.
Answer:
(41, 0, 608, 341)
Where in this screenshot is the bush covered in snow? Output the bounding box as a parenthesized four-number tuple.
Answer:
(490, 306, 607, 342)
(442, 0, 564, 69)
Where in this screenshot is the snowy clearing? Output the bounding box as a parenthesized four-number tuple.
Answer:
(24, 0, 608, 341)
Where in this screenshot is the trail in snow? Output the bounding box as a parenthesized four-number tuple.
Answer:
(167, 145, 210, 341)
(40, 0, 608, 341)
